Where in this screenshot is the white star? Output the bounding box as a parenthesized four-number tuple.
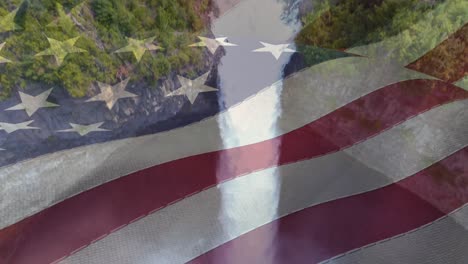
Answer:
(189, 36, 237, 54)
(0, 42, 12, 63)
(58, 122, 109, 136)
(252, 42, 296, 60)
(114, 37, 162, 62)
(86, 79, 137, 109)
(6, 89, 59, 116)
(47, 2, 86, 31)
(0, 120, 39, 134)
(166, 72, 218, 104)
(35, 37, 87, 66)
(0, 7, 21, 33)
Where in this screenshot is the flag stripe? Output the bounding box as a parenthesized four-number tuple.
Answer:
(1, 79, 465, 264)
(61, 99, 468, 264)
(0, 56, 429, 230)
(323, 204, 468, 264)
(189, 147, 468, 264)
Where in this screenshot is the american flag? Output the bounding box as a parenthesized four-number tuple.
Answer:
(0, 0, 467, 263)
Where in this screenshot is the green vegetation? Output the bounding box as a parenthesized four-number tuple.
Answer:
(294, 0, 467, 64)
(0, 0, 212, 99)
(296, 0, 441, 49)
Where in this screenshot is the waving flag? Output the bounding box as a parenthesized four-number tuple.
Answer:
(0, 0, 467, 263)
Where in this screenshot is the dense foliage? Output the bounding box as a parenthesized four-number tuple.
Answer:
(0, 0, 212, 99)
(296, 0, 440, 49)
(294, 0, 465, 64)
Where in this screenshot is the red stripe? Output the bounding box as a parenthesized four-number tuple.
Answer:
(189, 147, 468, 264)
(0, 80, 466, 264)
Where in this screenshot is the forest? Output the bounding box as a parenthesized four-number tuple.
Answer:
(0, 0, 212, 99)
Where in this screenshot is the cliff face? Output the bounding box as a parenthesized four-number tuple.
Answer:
(0, 0, 230, 166)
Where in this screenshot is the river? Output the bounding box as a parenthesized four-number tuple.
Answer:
(212, 0, 302, 262)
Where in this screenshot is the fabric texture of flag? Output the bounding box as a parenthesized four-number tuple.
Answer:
(0, 0, 467, 263)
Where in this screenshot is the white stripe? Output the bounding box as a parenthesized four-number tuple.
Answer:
(323, 204, 468, 264)
(347, 0, 467, 65)
(0, 56, 430, 229)
(61, 100, 468, 264)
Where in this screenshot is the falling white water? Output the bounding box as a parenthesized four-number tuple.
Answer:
(211, 0, 301, 260)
